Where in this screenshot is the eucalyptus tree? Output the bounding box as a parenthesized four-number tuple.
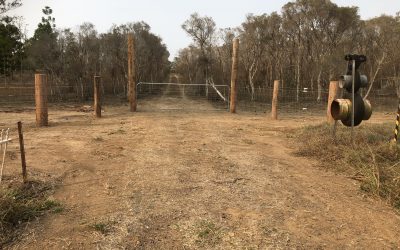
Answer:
(239, 14, 270, 100)
(213, 28, 236, 86)
(0, 16, 23, 81)
(0, 0, 21, 15)
(182, 13, 216, 89)
(75, 22, 100, 99)
(362, 15, 400, 98)
(174, 0, 400, 104)
(25, 6, 58, 73)
(174, 46, 200, 85)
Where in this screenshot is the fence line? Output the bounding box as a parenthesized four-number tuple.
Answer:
(0, 77, 398, 115)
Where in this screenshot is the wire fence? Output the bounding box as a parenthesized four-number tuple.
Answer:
(236, 85, 330, 115)
(137, 82, 230, 111)
(0, 73, 399, 116)
(367, 89, 399, 113)
(236, 84, 399, 116)
(0, 73, 128, 108)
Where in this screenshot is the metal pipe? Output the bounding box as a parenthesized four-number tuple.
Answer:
(0, 139, 12, 145)
(331, 99, 351, 121)
(363, 99, 372, 120)
(137, 82, 229, 88)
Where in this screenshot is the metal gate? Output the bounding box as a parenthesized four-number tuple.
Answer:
(136, 82, 230, 111)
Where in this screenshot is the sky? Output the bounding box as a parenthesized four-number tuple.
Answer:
(10, 0, 400, 60)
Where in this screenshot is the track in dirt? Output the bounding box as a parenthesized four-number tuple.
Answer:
(1, 97, 400, 249)
(137, 83, 229, 112)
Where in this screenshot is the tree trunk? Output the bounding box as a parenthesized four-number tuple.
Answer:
(365, 52, 386, 99)
(296, 52, 301, 103)
(317, 70, 322, 102)
(280, 65, 284, 90)
(249, 74, 255, 101)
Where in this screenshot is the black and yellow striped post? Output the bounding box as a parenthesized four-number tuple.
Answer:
(394, 100, 400, 143)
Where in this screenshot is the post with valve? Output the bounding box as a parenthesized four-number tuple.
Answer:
(330, 54, 372, 140)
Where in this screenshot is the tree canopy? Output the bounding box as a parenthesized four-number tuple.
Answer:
(175, 0, 400, 100)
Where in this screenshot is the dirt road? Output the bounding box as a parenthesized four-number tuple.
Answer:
(1, 97, 399, 249)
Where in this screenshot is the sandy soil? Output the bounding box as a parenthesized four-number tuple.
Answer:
(0, 95, 399, 249)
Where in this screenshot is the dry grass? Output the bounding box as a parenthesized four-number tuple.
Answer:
(294, 122, 400, 209)
(90, 219, 117, 235)
(0, 180, 62, 246)
(195, 220, 223, 247)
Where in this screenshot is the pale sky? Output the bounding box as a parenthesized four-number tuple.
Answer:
(10, 0, 400, 60)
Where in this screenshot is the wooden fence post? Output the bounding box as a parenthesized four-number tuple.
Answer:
(271, 80, 280, 120)
(327, 81, 339, 123)
(35, 73, 48, 126)
(17, 121, 27, 183)
(94, 76, 101, 118)
(230, 38, 239, 113)
(128, 34, 137, 112)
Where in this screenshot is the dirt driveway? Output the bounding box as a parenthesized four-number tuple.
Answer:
(1, 97, 399, 249)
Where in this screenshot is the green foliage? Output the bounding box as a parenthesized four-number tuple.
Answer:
(195, 220, 223, 246)
(91, 222, 109, 234)
(90, 220, 116, 235)
(0, 16, 23, 75)
(33, 6, 56, 41)
(25, 6, 58, 72)
(43, 199, 64, 213)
